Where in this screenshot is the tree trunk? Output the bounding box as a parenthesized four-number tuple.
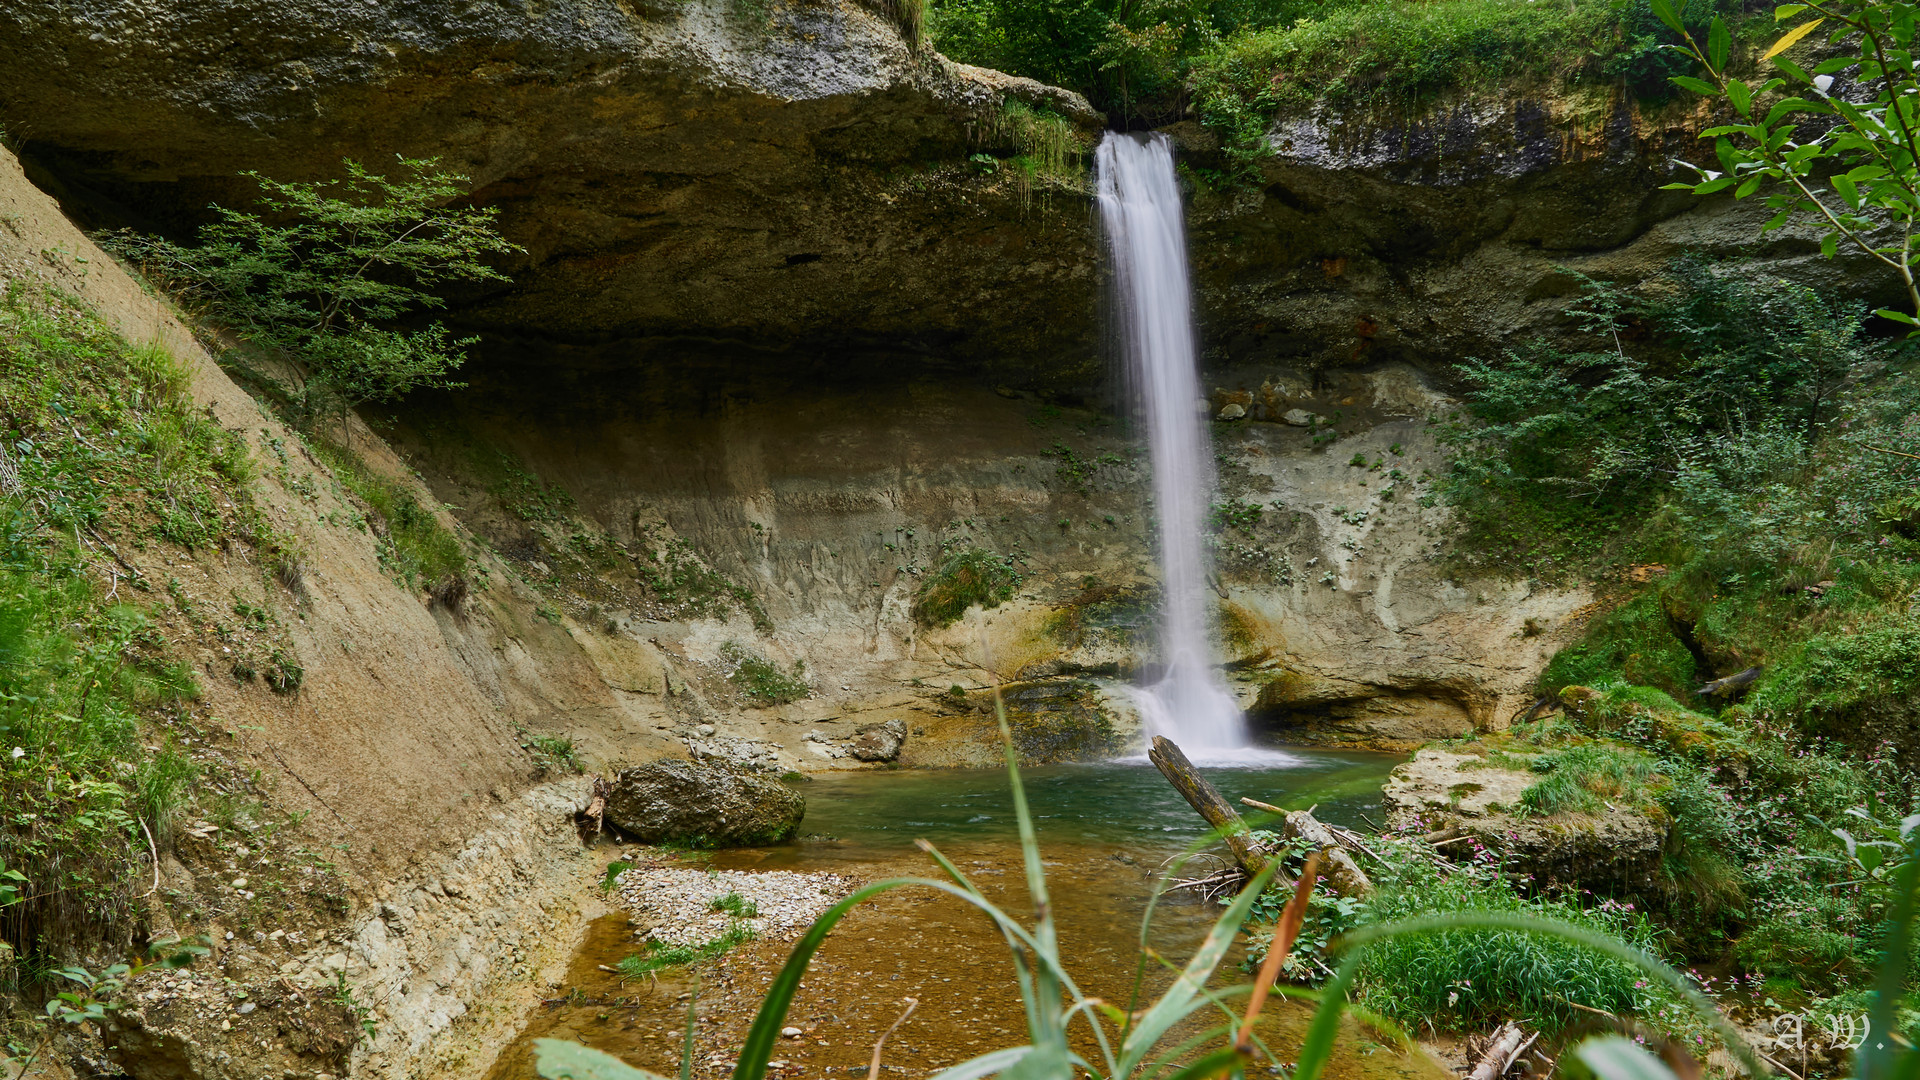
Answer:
(1148, 736, 1272, 879)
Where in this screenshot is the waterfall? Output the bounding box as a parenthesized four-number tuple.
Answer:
(1096, 132, 1265, 762)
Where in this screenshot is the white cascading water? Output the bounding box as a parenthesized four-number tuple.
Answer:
(1096, 132, 1273, 763)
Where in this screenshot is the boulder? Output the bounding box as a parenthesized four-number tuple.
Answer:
(1383, 747, 1666, 885)
(848, 718, 906, 762)
(606, 758, 803, 846)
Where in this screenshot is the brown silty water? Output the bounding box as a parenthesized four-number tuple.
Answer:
(485, 757, 1451, 1080)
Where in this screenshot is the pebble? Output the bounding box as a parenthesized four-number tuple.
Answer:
(614, 868, 853, 948)
(782, 1027, 803, 1038)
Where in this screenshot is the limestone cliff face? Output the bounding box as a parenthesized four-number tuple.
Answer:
(0, 0, 1103, 370)
(1, 2, 1902, 376)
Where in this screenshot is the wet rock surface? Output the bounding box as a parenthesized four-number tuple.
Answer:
(606, 759, 804, 845)
(847, 718, 907, 762)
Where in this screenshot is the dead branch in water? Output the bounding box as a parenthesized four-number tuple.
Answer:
(867, 998, 919, 1080)
(1148, 736, 1278, 882)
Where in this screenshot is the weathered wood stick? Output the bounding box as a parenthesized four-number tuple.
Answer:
(1148, 736, 1271, 878)
(1239, 797, 1374, 897)
(1468, 1022, 1528, 1080)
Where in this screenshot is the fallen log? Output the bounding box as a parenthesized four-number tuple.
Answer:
(1148, 736, 1273, 880)
(1467, 1022, 1530, 1080)
(1240, 797, 1373, 897)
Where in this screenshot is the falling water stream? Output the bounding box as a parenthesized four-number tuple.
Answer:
(1096, 132, 1271, 763)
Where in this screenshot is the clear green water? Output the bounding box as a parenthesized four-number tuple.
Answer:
(761, 748, 1399, 860)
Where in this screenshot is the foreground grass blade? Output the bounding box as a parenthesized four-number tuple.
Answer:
(1118, 861, 1277, 1076)
(680, 985, 698, 1080)
(1575, 1036, 1687, 1080)
(1862, 839, 1920, 1080)
(1237, 851, 1320, 1053)
(731, 879, 920, 1080)
(926, 1045, 1036, 1080)
(535, 1039, 670, 1080)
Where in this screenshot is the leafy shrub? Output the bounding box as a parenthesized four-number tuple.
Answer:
(615, 921, 756, 980)
(517, 727, 580, 776)
(913, 547, 1025, 627)
(722, 642, 809, 705)
(103, 157, 519, 427)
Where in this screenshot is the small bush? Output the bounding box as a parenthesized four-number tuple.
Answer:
(709, 891, 759, 918)
(518, 727, 580, 776)
(913, 547, 1024, 628)
(721, 642, 809, 705)
(103, 157, 520, 427)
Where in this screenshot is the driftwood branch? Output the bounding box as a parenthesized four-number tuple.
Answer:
(1239, 797, 1373, 897)
(1866, 444, 1920, 462)
(1468, 1022, 1530, 1080)
(1148, 736, 1271, 879)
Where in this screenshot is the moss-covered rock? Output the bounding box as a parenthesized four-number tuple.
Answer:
(605, 758, 803, 846)
(1000, 679, 1126, 763)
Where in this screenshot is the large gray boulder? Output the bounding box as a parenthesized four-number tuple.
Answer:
(606, 758, 803, 846)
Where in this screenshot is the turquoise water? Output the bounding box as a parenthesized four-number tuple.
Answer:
(785, 749, 1399, 853)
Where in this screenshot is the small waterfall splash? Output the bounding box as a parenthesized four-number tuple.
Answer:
(1096, 132, 1272, 764)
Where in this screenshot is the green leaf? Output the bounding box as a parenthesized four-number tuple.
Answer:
(1671, 75, 1721, 96)
(1765, 18, 1824, 59)
(1765, 97, 1827, 124)
(1833, 173, 1863, 208)
(1728, 79, 1753, 115)
(1708, 16, 1731, 71)
(1821, 233, 1840, 258)
(534, 1040, 672, 1080)
(1649, 0, 1685, 34)
(1774, 3, 1806, 17)
(1695, 176, 1738, 194)
(1814, 56, 1856, 74)
(1736, 174, 1765, 198)
(1875, 308, 1920, 325)
(1574, 1037, 1684, 1080)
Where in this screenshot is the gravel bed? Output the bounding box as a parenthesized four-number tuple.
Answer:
(615, 867, 854, 948)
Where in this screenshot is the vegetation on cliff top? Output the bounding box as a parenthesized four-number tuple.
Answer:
(932, 0, 1754, 165)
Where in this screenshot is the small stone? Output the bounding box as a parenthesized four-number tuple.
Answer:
(1216, 403, 1245, 420)
(1282, 408, 1314, 427)
(697, 724, 716, 737)
(782, 1027, 804, 1038)
(322, 953, 348, 972)
(232, 877, 247, 888)
(238, 1002, 257, 1015)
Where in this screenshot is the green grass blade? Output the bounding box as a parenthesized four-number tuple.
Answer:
(732, 875, 1094, 1080)
(1574, 1036, 1685, 1080)
(919, 839, 1045, 1038)
(1862, 837, 1920, 1080)
(1156, 1047, 1243, 1080)
(926, 1046, 1037, 1080)
(535, 1039, 671, 1080)
(679, 985, 697, 1080)
(992, 689, 1066, 1051)
(1117, 861, 1277, 1076)
(1292, 949, 1362, 1080)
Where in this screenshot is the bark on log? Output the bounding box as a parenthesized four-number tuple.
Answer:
(1148, 736, 1271, 878)
(1467, 1022, 1529, 1080)
(1240, 797, 1373, 897)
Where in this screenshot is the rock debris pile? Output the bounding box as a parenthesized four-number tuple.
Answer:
(613, 868, 853, 948)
